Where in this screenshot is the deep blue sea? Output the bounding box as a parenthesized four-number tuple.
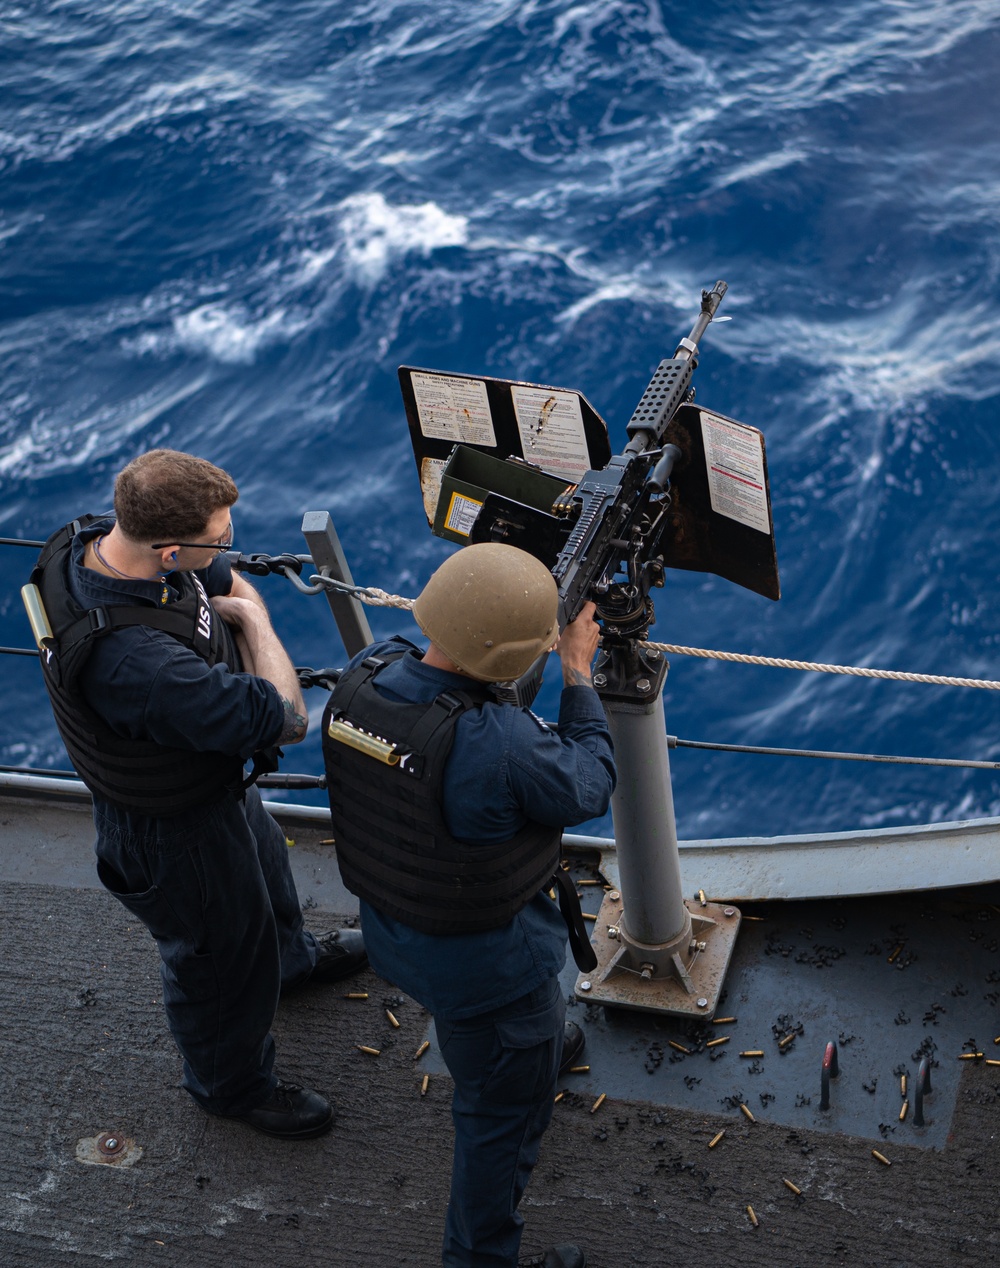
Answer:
(2, 0, 999, 842)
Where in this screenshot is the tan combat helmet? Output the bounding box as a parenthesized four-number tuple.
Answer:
(412, 543, 558, 682)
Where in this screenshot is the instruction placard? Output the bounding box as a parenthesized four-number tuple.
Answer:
(510, 386, 591, 481)
(701, 411, 770, 535)
(411, 372, 497, 448)
(443, 490, 484, 538)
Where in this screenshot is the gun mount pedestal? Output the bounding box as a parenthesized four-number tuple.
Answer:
(575, 641, 741, 1018)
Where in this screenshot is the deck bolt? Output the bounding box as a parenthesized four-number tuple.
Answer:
(97, 1134, 125, 1157)
(640, 963, 655, 980)
(723, 907, 735, 917)
(593, 673, 608, 687)
(636, 678, 651, 693)
(696, 997, 709, 1009)
(580, 980, 592, 991)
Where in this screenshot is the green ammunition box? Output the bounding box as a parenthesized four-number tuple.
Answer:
(432, 445, 570, 545)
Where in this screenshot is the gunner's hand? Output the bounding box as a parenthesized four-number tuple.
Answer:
(556, 602, 601, 683)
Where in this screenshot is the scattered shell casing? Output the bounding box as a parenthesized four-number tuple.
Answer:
(386, 1009, 400, 1028)
(698, 889, 707, 906)
(357, 1045, 380, 1056)
(706, 1036, 730, 1048)
(420, 1074, 429, 1096)
(590, 1093, 606, 1113)
(708, 1130, 725, 1149)
(746, 1205, 759, 1227)
(899, 1100, 909, 1122)
(320, 838, 335, 845)
(741, 915, 766, 922)
(714, 1016, 737, 1025)
(554, 1090, 565, 1103)
(994, 1035, 1000, 1045)
(569, 1064, 590, 1074)
(581, 912, 597, 922)
(668, 1041, 691, 1054)
(578, 879, 602, 886)
(345, 992, 369, 1000)
(739, 1103, 756, 1122)
(778, 1032, 796, 1049)
(887, 944, 903, 964)
(985, 1059, 1000, 1067)
(782, 1178, 802, 1196)
(872, 1149, 891, 1166)
(414, 1040, 430, 1061)
(959, 1052, 984, 1060)
(740, 1050, 765, 1058)
(900, 1074, 907, 1097)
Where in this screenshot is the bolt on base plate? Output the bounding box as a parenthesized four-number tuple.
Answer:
(576, 895, 742, 1018)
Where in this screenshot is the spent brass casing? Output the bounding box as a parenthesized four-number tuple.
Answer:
(590, 1093, 606, 1114)
(327, 718, 400, 765)
(872, 1149, 891, 1166)
(739, 1103, 756, 1122)
(414, 1040, 430, 1061)
(708, 1130, 725, 1149)
(782, 1178, 802, 1196)
(746, 1205, 759, 1227)
(20, 583, 54, 649)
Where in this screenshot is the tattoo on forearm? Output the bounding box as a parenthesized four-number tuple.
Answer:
(279, 699, 308, 742)
(564, 667, 593, 688)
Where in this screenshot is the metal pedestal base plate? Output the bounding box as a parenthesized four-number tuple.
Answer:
(575, 895, 742, 1018)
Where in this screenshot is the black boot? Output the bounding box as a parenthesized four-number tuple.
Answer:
(226, 1080, 334, 1140)
(308, 928, 368, 983)
(558, 1021, 586, 1075)
(519, 1247, 587, 1268)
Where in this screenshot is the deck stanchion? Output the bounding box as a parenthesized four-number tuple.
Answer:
(575, 638, 742, 1017)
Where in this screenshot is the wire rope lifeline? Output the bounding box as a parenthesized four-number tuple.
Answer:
(307, 574, 1000, 692)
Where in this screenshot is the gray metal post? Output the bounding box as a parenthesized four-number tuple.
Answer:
(577, 641, 742, 1017)
(300, 511, 374, 659)
(603, 688, 688, 946)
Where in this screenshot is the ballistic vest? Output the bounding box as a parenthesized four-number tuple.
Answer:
(322, 643, 563, 936)
(30, 516, 251, 815)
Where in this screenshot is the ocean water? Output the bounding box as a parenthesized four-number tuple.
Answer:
(2, 0, 999, 841)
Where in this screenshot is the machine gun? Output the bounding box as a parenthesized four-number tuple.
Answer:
(400, 280, 778, 698)
(468, 282, 735, 642)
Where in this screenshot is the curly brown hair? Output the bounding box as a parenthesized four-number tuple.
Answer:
(114, 449, 239, 543)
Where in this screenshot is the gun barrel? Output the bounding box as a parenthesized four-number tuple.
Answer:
(624, 281, 727, 455)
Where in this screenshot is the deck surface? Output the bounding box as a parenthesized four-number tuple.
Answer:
(2, 793, 999, 1266)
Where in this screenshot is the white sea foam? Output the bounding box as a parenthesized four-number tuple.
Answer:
(337, 192, 468, 285)
(171, 303, 304, 365)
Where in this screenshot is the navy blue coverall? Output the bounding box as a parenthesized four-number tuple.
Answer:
(342, 639, 616, 1268)
(68, 520, 319, 1116)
